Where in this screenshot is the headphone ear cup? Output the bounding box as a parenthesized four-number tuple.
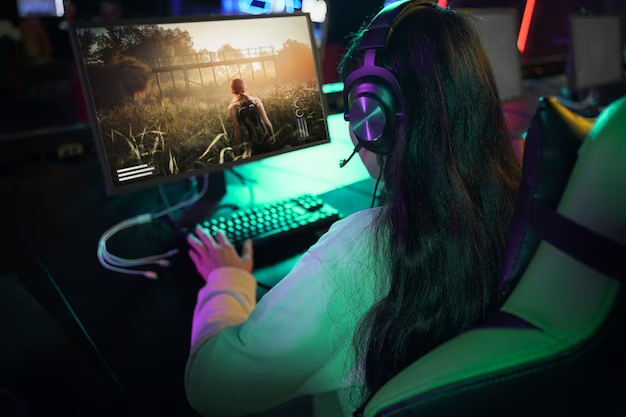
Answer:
(349, 95, 387, 143)
(348, 80, 399, 155)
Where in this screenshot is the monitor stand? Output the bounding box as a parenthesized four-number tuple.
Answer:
(163, 170, 227, 234)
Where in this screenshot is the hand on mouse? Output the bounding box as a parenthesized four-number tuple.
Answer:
(188, 226, 254, 281)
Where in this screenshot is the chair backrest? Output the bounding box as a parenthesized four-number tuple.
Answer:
(500, 97, 595, 299)
(364, 97, 626, 417)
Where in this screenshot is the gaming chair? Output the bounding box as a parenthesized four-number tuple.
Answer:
(362, 96, 626, 417)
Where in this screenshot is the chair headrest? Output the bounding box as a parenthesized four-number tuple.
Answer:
(499, 96, 594, 299)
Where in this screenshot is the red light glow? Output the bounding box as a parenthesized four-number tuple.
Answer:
(517, 0, 536, 53)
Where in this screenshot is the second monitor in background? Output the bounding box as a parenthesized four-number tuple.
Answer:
(462, 8, 523, 102)
(569, 15, 624, 105)
(71, 13, 329, 195)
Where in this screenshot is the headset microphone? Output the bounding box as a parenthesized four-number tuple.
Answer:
(339, 144, 363, 168)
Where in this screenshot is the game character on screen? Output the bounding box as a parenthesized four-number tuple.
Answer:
(228, 78, 275, 151)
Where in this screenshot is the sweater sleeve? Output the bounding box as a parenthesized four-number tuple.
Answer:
(185, 250, 343, 417)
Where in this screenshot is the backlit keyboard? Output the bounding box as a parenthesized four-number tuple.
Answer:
(203, 195, 342, 257)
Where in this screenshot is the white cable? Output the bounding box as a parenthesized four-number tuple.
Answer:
(97, 174, 209, 280)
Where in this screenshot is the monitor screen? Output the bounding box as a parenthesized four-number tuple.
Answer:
(570, 15, 623, 91)
(17, 0, 64, 17)
(72, 14, 329, 194)
(462, 8, 523, 102)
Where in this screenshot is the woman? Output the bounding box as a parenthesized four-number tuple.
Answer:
(185, 3, 521, 417)
(228, 78, 275, 152)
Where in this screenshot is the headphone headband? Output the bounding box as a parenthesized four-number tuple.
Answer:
(358, 0, 435, 51)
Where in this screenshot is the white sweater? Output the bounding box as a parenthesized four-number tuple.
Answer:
(185, 208, 384, 417)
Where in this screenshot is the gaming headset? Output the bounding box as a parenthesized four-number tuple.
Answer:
(340, 0, 436, 168)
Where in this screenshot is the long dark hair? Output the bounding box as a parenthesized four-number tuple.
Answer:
(338, 4, 522, 416)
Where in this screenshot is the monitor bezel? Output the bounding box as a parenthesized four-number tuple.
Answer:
(458, 8, 525, 103)
(568, 14, 624, 92)
(69, 12, 331, 196)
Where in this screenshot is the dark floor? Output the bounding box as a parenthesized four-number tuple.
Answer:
(0, 270, 317, 417)
(0, 273, 125, 416)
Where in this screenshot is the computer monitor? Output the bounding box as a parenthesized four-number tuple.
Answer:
(461, 8, 523, 102)
(71, 13, 329, 195)
(569, 15, 624, 91)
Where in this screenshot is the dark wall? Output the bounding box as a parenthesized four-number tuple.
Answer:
(326, 0, 383, 43)
(326, 1, 528, 44)
(326, 0, 625, 66)
(72, 0, 170, 19)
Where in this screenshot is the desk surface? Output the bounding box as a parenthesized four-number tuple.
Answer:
(3, 81, 545, 415)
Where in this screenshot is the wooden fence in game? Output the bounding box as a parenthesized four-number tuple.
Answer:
(151, 46, 278, 98)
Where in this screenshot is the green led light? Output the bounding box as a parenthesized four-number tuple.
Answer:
(322, 82, 344, 95)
